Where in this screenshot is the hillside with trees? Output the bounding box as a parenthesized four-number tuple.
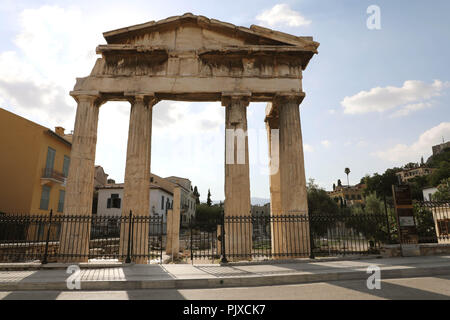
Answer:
(361, 147, 450, 201)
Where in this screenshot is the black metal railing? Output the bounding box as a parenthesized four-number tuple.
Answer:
(310, 213, 390, 256)
(41, 168, 66, 182)
(188, 216, 221, 261)
(184, 212, 393, 262)
(0, 211, 165, 263)
(2, 201, 448, 264)
(415, 201, 450, 243)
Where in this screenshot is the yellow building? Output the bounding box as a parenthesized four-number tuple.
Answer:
(395, 166, 435, 183)
(0, 108, 72, 216)
(328, 183, 367, 206)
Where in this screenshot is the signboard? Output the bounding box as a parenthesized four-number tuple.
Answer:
(392, 184, 420, 256)
(399, 216, 415, 227)
(392, 185, 413, 206)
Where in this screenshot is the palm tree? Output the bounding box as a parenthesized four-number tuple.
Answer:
(345, 167, 351, 187)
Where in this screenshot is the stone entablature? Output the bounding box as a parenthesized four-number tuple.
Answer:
(73, 13, 318, 102)
(93, 44, 308, 78)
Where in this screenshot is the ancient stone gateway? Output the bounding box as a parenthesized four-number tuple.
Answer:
(60, 13, 319, 263)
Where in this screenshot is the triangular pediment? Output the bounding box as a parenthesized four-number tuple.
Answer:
(102, 13, 319, 52)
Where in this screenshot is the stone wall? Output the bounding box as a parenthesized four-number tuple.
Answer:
(381, 243, 450, 258)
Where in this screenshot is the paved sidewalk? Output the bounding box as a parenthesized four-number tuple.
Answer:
(0, 255, 449, 291)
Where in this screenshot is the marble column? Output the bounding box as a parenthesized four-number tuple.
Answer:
(119, 94, 157, 264)
(166, 187, 181, 259)
(265, 108, 283, 258)
(276, 93, 310, 257)
(222, 93, 252, 260)
(59, 91, 101, 262)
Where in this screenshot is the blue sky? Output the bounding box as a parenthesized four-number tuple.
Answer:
(1, 0, 449, 202)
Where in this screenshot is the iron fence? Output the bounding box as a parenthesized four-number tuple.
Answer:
(2, 201, 448, 264)
(310, 213, 390, 256)
(415, 201, 450, 243)
(0, 211, 165, 263)
(188, 217, 221, 261)
(185, 212, 393, 262)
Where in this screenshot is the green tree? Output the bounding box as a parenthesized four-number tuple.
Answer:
(307, 179, 340, 236)
(404, 162, 419, 169)
(426, 147, 450, 167)
(413, 204, 438, 243)
(407, 175, 429, 201)
(432, 177, 450, 200)
(362, 167, 402, 198)
(428, 161, 450, 187)
(194, 203, 222, 231)
(347, 193, 393, 243)
(206, 189, 212, 206)
(364, 193, 384, 215)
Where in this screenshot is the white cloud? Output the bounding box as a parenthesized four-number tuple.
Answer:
(356, 140, 368, 148)
(328, 109, 336, 115)
(321, 140, 331, 148)
(345, 139, 368, 148)
(0, 5, 154, 129)
(304, 144, 314, 152)
(256, 4, 311, 28)
(372, 122, 450, 163)
(341, 80, 449, 117)
(389, 102, 433, 118)
(152, 101, 224, 136)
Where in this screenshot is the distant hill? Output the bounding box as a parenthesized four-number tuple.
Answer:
(211, 197, 270, 206)
(251, 197, 271, 206)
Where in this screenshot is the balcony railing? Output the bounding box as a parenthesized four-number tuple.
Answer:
(41, 168, 66, 183)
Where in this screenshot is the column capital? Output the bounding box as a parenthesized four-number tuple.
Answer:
(70, 90, 102, 105)
(221, 92, 251, 108)
(272, 92, 306, 107)
(265, 115, 279, 129)
(125, 92, 159, 106)
(264, 102, 279, 128)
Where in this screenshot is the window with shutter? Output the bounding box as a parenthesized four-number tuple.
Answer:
(39, 186, 51, 210)
(45, 147, 56, 170)
(57, 190, 65, 212)
(63, 156, 70, 177)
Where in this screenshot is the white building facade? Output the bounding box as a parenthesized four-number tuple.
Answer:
(97, 185, 173, 221)
(422, 187, 438, 202)
(96, 174, 197, 227)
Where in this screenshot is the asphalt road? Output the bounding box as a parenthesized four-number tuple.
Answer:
(1, 276, 449, 300)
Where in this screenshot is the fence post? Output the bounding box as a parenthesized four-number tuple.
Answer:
(190, 219, 193, 262)
(308, 214, 315, 259)
(220, 212, 228, 263)
(42, 209, 53, 264)
(160, 215, 163, 264)
(125, 210, 133, 264)
(383, 195, 392, 243)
